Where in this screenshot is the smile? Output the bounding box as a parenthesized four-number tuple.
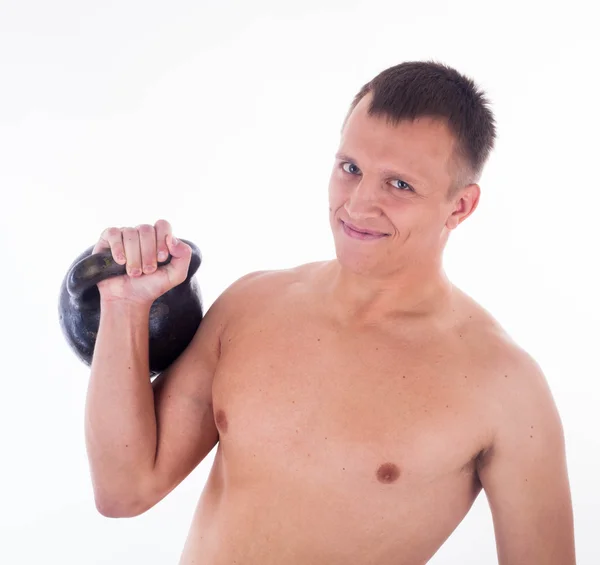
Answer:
(341, 221, 388, 240)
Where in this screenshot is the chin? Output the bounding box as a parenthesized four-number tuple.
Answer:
(332, 241, 379, 275)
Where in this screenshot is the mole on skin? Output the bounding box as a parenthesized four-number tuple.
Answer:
(376, 462, 401, 484)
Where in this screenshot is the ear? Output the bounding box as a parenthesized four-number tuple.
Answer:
(446, 184, 480, 230)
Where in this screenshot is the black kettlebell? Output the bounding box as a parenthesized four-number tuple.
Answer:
(58, 239, 203, 377)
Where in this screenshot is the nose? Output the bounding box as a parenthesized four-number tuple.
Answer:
(344, 176, 382, 219)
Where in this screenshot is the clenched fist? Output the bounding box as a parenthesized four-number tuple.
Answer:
(92, 219, 192, 306)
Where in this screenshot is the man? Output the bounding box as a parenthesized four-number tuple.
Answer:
(85, 60, 576, 564)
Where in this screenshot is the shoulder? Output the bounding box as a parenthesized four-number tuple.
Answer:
(459, 302, 575, 562)
(488, 331, 557, 426)
(457, 295, 564, 466)
(220, 260, 327, 300)
(463, 300, 554, 412)
(206, 260, 329, 322)
(461, 293, 556, 415)
(492, 338, 562, 446)
(454, 287, 548, 387)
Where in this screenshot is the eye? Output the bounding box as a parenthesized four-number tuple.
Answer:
(390, 179, 413, 192)
(341, 162, 360, 175)
(340, 162, 414, 193)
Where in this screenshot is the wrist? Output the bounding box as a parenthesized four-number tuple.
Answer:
(100, 297, 153, 317)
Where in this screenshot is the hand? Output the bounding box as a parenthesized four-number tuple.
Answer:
(92, 219, 192, 306)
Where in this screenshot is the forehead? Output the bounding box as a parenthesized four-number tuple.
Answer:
(340, 96, 457, 186)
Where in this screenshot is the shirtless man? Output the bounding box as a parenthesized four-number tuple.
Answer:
(85, 61, 576, 564)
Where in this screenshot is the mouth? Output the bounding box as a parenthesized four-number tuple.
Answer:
(340, 220, 389, 240)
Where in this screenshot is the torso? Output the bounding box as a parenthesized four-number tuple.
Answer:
(178, 261, 513, 565)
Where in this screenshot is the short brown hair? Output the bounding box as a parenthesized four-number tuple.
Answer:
(343, 60, 497, 196)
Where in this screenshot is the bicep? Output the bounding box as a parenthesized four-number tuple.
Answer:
(479, 363, 575, 564)
(143, 296, 223, 506)
(140, 270, 268, 509)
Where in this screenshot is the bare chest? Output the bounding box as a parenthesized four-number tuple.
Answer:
(212, 307, 492, 490)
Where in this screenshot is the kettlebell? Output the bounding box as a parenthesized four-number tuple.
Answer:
(58, 239, 203, 377)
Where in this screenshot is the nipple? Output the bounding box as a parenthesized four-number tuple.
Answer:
(376, 462, 400, 484)
(215, 409, 228, 433)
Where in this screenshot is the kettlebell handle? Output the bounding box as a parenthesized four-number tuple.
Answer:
(66, 238, 202, 299)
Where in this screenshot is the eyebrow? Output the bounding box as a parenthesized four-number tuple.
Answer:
(335, 152, 423, 187)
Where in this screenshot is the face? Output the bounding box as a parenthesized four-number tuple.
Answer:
(328, 94, 479, 277)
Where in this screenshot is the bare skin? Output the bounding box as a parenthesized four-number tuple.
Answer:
(170, 259, 572, 565)
(87, 92, 575, 563)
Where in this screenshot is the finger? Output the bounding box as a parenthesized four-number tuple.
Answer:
(166, 233, 183, 255)
(164, 234, 192, 284)
(154, 219, 172, 262)
(166, 234, 191, 260)
(137, 224, 157, 275)
(122, 227, 142, 277)
(94, 227, 126, 264)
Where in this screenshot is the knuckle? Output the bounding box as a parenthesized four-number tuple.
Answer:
(103, 227, 120, 238)
(137, 223, 154, 234)
(155, 218, 170, 230)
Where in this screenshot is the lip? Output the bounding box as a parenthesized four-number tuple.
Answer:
(340, 220, 388, 241)
(341, 220, 388, 237)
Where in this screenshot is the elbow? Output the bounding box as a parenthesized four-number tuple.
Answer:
(92, 474, 158, 517)
(94, 495, 151, 518)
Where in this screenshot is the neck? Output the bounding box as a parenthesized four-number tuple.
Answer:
(323, 258, 454, 323)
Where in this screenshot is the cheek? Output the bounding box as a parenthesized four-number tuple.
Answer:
(408, 210, 446, 243)
(387, 206, 433, 240)
(328, 180, 347, 209)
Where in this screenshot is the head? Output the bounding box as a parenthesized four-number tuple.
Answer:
(329, 60, 496, 277)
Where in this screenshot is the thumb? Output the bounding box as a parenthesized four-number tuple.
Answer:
(166, 234, 189, 257)
(164, 235, 192, 278)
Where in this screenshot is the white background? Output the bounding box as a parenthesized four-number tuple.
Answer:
(1, 0, 598, 563)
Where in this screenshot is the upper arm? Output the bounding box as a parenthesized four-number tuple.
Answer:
(139, 270, 266, 511)
(478, 353, 576, 564)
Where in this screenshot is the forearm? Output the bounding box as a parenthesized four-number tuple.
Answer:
(84, 299, 157, 514)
